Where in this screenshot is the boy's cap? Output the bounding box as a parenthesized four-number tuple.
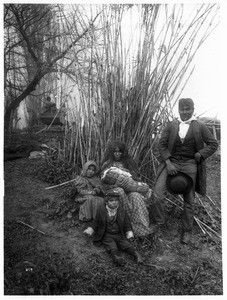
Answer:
(105, 189, 120, 201)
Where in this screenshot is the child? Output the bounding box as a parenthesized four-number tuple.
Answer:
(74, 160, 105, 221)
(83, 190, 143, 266)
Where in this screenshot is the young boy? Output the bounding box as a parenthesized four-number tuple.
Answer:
(83, 189, 143, 266)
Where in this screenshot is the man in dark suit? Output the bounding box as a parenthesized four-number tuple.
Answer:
(151, 98, 218, 244)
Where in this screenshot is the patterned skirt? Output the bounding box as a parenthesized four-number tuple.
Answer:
(76, 195, 104, 221)
(115, 175, 149, 196)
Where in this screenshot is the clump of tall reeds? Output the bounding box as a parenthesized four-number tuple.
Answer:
(58, 4, 219, 171)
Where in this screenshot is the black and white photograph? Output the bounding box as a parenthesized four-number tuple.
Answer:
(2, 1, 224, 296)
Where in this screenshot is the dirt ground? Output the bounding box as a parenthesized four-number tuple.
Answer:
(3, 153, 223, 295)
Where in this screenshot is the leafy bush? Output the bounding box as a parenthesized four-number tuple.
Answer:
(36, 148, 79, 185)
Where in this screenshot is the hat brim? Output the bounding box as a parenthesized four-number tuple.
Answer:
(166, 172, 193, 195)
(105, 189, 121, 197)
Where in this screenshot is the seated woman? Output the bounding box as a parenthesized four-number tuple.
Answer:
(99, 140, 152, 237)
(74, 160, 105, 221)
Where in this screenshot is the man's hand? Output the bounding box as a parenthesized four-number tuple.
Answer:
(165, 159, 178, 175)
(194, 152, 202, 163)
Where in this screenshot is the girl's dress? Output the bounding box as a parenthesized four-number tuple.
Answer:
(74, 161, 105, 221)
(100, 160, 151, 237)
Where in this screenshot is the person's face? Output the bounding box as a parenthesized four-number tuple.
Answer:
(179, 105, 194, 121)
(86, 165, 96, 178)
(107, 197, 119, 209)
(113, 147, 122, 161)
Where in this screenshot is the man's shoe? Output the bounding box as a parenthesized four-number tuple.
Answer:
(181, 231, 191, 244)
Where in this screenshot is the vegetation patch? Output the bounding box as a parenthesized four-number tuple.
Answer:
(4, 141, 222, 295)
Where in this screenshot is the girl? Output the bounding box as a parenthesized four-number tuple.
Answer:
(74, 160, 105, 221)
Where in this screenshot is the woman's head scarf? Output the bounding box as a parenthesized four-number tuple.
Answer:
(81, 160, 98, 177)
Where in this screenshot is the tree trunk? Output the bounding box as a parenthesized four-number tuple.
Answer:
(4, 70, 46, 133)
(4, 7, 101, 134)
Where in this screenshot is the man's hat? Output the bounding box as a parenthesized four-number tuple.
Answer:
(178, 98, 194, 109)
(166, 172, 193, 195)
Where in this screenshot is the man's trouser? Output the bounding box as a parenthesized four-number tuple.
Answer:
(151, 159, 197, 232)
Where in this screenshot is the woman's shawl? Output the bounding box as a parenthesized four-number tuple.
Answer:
(75, 160, 104, 193)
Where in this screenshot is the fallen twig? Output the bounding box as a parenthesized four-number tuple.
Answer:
(191, 266, 200, 283)
(205, 194, 221, 212)
(17, 220, 46, 235)
(194, 217, 221, 239)
(144, 263, 166, 270)
(165, 196, 213, 236)
(195, 219, 207, 235)
(166, 196, 182, 207)
(45, 178, 77, 190)
(196, 194, 213, 220)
